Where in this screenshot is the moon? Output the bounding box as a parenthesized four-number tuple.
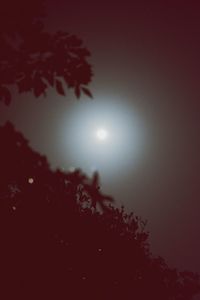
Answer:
(62, 98, 145, 176)
(96, 128, 108, 141)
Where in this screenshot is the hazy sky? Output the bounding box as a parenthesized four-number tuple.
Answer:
(1, 0, 200, 279)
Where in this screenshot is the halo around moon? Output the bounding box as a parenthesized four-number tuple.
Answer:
(61, 97, 146, 176)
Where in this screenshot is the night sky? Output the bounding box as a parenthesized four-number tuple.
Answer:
(0, 0, 200, 280)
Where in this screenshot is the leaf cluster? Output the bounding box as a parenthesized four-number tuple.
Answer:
(0, 1, 92, 105)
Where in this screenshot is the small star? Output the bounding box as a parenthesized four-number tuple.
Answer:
(98, 248, 102, 252)
(82, 276, 86, 280)
(28, 178, 34, 184)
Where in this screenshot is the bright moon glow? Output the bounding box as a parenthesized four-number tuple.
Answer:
(96, 128, 108, 141)
(61, 97, 146, 176)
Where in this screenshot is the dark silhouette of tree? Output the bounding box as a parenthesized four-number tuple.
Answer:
(0, 0, 92, 105)
(77, 171, 114, 211)
(0, 2, 200, 299)
(0, 122, 199, 300)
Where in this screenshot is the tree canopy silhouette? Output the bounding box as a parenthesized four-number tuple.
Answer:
(0, 122, 199, 300)
(0, 1, 200, 299)
(0, 0, 93, 105)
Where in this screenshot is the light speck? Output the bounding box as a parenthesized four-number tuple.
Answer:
(28, 178, 34, 184)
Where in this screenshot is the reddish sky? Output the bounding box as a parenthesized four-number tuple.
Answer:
(1, 0, 200, 281)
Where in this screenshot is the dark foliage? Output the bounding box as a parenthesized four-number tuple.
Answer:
(0, 122, 199, 300)
(0, 1, 199, 299)
(0, 0, 93, 105)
